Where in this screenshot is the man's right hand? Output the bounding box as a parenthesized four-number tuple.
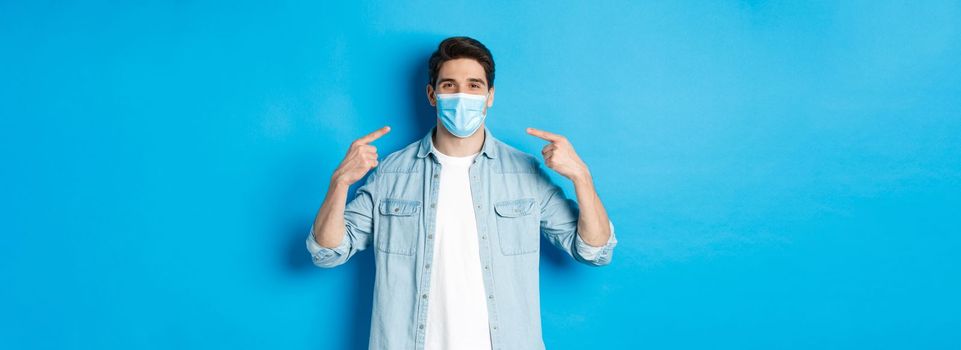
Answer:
(331, 126, 391, 187)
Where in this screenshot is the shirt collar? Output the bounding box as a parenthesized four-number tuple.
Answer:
(416, 125, 498, 160)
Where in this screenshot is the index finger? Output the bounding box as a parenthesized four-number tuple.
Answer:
(526, 127, 562, 142)
(356, 125, 391, 144)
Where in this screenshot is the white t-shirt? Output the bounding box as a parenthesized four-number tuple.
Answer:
(424, 144, 492, 350)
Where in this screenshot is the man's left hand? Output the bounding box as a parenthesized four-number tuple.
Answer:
(526, 127, 591, 182)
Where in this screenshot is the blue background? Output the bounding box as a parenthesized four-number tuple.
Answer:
(2, 1, 960, 349)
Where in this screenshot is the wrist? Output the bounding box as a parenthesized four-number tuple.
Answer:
(569, 169, 593, 185)
(330, 173, 351, 189)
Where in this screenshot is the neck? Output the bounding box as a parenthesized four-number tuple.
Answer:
(433, 121, 485, 157)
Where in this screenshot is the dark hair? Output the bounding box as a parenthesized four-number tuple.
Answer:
(428, 36, 495, 88)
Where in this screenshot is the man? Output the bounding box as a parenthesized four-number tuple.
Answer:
(306, 36, 617, 350)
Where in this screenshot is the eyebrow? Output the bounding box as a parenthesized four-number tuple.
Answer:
(467, 78, 487, 86)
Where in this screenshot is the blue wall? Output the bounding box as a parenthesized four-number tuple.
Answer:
(2, 1, 959, 349)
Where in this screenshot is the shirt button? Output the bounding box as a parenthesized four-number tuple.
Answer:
(422, 293, 428, 299)
(430, 203, 436, 208)
(428, 234, 433, 239)
(484, 265, 489, 270)
(481, 235, 486, 239)
(419, 324, 424, 329)
(433, 174, 438, 178)
(425, 263, 431, 269)
(488, 294, 494, 300)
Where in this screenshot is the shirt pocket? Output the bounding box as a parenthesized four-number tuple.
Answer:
(376, 198, 421, 256)
(494, 197, 539, 256)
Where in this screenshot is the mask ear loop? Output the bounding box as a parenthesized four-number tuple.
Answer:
(481, 91, 492, 115)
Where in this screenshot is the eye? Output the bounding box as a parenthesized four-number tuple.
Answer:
(470, 83, 480, 89)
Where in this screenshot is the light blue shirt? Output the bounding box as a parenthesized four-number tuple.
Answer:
(306, 125, 618, 350)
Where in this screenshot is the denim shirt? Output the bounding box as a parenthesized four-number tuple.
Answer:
(306, 126, 618, 350)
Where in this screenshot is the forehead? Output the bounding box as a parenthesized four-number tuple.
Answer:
(437, 58, 487, 82)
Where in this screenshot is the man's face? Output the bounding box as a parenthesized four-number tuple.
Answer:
(427, 58, 495, 114)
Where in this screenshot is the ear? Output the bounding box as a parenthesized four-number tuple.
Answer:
(426, 84, 436, 107)
(487, 86, 495, 107)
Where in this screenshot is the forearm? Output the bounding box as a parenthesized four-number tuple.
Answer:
(311, 178, 350, 248)
(570, 171, 612, 247)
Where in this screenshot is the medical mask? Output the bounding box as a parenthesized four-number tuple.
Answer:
(435, 92, 489, 138)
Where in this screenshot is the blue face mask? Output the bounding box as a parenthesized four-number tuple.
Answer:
(435, 92, 489, 138)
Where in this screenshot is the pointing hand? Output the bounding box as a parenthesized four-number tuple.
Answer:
(526, 127, 590, 182)
(332, 126, 390, 186)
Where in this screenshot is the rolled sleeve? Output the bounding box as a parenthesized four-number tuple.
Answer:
(306, 224, 352, 267)
(574, 219, 618, 265)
